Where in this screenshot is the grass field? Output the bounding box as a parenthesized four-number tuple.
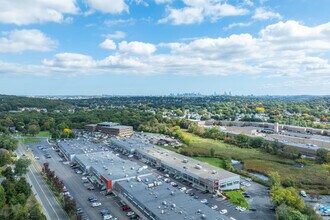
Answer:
(224, 190, 249, 208)
(181, 131, 330, 194)
(36, 131, 51, 138)
(23, 138, 41, 144)
(194, 157, 226, 169)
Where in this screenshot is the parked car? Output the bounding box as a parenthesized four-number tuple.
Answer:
(220, 209, 228, 214)
(88, 196, 95, 201)
(100, 209, 110, 216)
(200, 199, 208, 204)
(300, 190, 307, 197)
(87, 185, 95, 191)
(103, 215, 112, 220)
(76, 207, 83, 214)
(193, 195, 199, 199)
(122, 205, 130, 211)
(211, 205, 218, 210)
(127, 211, 135, 217)
(91, 202, 101, 207)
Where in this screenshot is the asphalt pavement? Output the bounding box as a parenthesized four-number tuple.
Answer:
(16, 144, 69, 220)
(26, 138, 130, 220)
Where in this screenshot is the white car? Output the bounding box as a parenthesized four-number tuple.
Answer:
(211, 205, 218, 210)
(220, 209, 228, 214)
(92, 202, 102, 207)
(103, 215, 113, 220)
(34, 156, 40, 160)
(127, 211, 135, 216)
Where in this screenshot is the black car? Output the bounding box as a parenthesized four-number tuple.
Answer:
(250, 208, 257, 211)
(100, 209, 110, 216)
(88, 197, 97, 202)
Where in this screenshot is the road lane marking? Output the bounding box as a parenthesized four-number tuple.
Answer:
(29, 165, 62, 220)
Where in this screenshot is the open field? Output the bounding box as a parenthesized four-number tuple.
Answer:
(23, 138, 41, 144)
(193, 157, 226, 169)
(181, 131, 330, 194)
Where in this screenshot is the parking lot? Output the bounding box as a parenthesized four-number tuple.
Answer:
(26, 138, 131, 220)
(26, 136, 275, 220)
(115, 147, 276, 220)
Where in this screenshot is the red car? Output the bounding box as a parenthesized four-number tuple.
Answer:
(122, 205, 130, 211)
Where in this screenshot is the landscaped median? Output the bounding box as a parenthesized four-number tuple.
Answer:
(224, 189, 249, 209)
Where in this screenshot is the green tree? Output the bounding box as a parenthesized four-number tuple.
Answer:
(15, 158, 31, 176)
(269, 171, 281, 189)
(28, 124, 40, 136)
(2, 167, 15, 181)
(210, 148, 215, 157)
(276, 204, 307, 220)
(0, 185, 5, 209)
(0, 151, 12, 166)
(316, 148, 329, 164)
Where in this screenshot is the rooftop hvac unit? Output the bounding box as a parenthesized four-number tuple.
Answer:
(212, 170, 216, 174)
(195, 165, 202, 170)
(201, 214, 207, 219)
(182, 159, 188, 163)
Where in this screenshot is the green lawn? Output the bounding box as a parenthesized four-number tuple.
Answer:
(224, 190, 249, 208)
(36, 131, 51, 138)
(193, 157, 226, 169)
(23, 138, 41, 144)
(181, 131, 330, 194)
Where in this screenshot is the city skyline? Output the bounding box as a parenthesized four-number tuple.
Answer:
(1, 0, 330, 95)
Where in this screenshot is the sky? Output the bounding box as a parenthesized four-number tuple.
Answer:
(0, 0, 330, 96)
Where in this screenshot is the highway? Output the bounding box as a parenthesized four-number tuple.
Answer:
(16, 144, 69, 220)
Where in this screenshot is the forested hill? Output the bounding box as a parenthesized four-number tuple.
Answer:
(0, 95, 71, 111)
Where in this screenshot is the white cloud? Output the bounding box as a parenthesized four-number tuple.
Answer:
(0, 0, 78, 25)
(159, 0, 248, 25)
(43, 53, 95, 68)
(85, 0, 128, 14)
(119, 41, 156, 55)
(252, 7, 282, 20)
(224, 22, 252, 30)
(105, 31, 126, 39)
(159, 7, 204, 25)
(155, 0, 173, 4)
(99, 39, 117, 50)
(0, 29, 58, 53)
(104, 18, 136, 26)
(1, 20, 330, 88)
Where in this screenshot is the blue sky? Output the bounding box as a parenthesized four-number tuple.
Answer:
(0, 0, 330, 96)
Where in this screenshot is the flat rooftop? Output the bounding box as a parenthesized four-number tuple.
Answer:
(138, 146, 238, 181)
(56, 139, 106, 156)
(97, 122, 119, 126)
(75, 151, 152, 181)
(111, 137, 154, 151)
(115, 175, 228, 220)
(106, 125, 133, 129)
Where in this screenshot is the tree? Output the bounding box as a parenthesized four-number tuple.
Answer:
(29, 205, 47, 220)
(28, 124, 40, 136)
(0, 134, 18, 151)
(0, 151, 12, 166)
(0, 185, 5, 209)
(210, 148, 215, 157)
(276, 204, 307, 220)
(316, 148, 329, 164)
(15, 177, 31, 199)
(15, 158, 31, 176)
(269, 171, 281, 189)
(2, 166, 14, 181)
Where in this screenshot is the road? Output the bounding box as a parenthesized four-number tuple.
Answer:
(26, 138, 130, 220)
(16, 144, 69, 220)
